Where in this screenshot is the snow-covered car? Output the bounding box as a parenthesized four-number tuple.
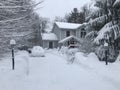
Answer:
(31, 46, 45, 57)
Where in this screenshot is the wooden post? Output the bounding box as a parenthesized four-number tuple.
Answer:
(105, 50, 108, 65)
(12, 48, 15, 70)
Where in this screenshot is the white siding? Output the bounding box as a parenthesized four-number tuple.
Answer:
(43, 40, 58, 49)
(76, 30, 80, 38)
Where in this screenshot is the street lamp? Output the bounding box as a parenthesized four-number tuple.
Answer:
(104, 41, 109, 65)
(10, 39, 16, 70)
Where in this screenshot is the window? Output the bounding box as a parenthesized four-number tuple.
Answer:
(81, 28, 86, 38)
(66, 31, 70, 37)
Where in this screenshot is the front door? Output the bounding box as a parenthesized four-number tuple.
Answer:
(49, 42, 53, 49)
(70, 38, 75, 48)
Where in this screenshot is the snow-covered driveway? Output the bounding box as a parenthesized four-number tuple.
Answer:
(0, 50, 119, 90)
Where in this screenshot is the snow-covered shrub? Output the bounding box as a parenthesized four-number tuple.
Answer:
(59, 46, 68, 54)
(67, 48, 79, 54)
(66, 48, 79, 63)
(31, 46, 45, 57)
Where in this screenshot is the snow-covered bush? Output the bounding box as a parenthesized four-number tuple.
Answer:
(59, 46, 69, 54)
(67, 48, 79, 54)
(31, 46, 45, 57)
(66, 48, 79, 63)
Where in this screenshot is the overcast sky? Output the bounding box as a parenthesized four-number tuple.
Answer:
(34, 0, 91, 20)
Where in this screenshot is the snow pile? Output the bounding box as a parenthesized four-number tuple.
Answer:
(16, 51, 30, 76)
(41, 33, 58, 41)
(0, 50, 120, 90)
(75, 52, 120, 87)
(31, 46, 45, 57)
(55, 22, 81, 29)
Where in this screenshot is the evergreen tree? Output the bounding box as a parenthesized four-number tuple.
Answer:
(87, 0, 120, 61)
(66, 8, 85, 24)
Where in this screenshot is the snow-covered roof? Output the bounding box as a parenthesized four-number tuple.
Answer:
(55, 22, 82, 29)
(59, 35, 81, 43)
(42, 33, 58, 41)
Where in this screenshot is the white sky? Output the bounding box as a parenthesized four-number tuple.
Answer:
(34, 0, 91, 20)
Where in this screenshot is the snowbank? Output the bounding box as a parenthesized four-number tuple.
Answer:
(0, 50, 120, 90)
(75, 52, 120, 86)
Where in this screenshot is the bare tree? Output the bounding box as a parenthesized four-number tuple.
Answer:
(0, 0, 43, 53)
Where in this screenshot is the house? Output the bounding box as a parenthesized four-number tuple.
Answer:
(52, 22, 88, 47)
(42, 33, 58, 49)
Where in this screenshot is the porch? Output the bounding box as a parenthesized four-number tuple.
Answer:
(58, 35, 81, 48)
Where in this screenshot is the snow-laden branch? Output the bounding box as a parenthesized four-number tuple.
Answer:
(33, 1, 44, 7)
(0, 5, 29, 9)
(94, 21, 120, 44)
(0, 11, 34, 23)
(113, 0, 120, 7)
(0, 20, 38, 30)
(89, 15, 109, 26)
(85, 31, 97, 39)
(3, 31, 35, 38)
(0, 1, 43, 9)
(0, 16, 26, 23)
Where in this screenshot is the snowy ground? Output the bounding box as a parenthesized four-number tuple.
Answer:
(0, 49, 120, 90)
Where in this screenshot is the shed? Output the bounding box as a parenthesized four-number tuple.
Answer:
(42, 33, 58, 49)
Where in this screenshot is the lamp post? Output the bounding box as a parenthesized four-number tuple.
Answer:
(104, 41, 108, 65)
(10, 39, 16, 70)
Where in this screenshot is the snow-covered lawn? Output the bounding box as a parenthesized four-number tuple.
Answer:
(0, 50, 120, 90)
